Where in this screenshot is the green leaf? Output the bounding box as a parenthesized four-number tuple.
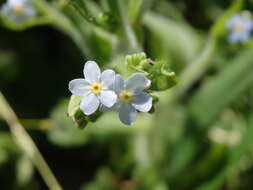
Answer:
(15, 155, 34, 188)
(50, 99, 151, 147)
(127, 0, 143, 23)
(48, 100, 89, 147)
(143, 12, 202, 69)
(190, 49, 253, 127)
(81, 168, 118, 190)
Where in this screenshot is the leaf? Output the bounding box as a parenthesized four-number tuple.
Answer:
(48, 100, 90, 147)
(143, 12, 202, 68)
(127, 0, 143, 23)
(189, 49, 253, 127)
(49, 99, 151, 147)
(81, 168, 118, 190)
(15, 155, 34, 188)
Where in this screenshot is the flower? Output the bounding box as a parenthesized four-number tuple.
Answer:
(226, 11, 253, 43)
(1, 0, 36, 24)
(69, 61, 117, 115)
(101, 73, 152, 125)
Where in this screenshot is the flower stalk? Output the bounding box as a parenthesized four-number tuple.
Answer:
(0, 92, 63, 190)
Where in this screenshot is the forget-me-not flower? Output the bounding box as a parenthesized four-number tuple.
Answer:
(102, 73, 152, 125)
(69, 61, 117, 115)
(227, 11, 253, 43)
(1, 0, 36, 24)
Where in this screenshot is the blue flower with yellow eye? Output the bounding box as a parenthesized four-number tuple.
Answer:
(69, 61, 117, 116)
(1, 0, 36, 24)
(227, 11, 253, 43)
(101, 73, 152, 125)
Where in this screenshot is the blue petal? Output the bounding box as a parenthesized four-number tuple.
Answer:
(132, 93, 152, 112)
(118, 103, 137, 125)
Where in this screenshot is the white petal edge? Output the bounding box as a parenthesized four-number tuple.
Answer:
(80, 93, 100, 115)
(118, 103, 137, 125)
(101, 69, 115, 89)
(83, 61, 101, 83)
(99, 90, 117, 107)
(132, 92, 152, 112)
(125, 73, 149, 94)
(68, 79, 90, 96)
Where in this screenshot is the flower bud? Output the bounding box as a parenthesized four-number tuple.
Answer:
(125, 53, 177, 91)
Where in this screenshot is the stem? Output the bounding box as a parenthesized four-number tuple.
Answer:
(35, 0, 90, 57)
(21, 119, 53, 131)
(0, 92, 63, 190)
(173, 35, 216, 98)
(117, 0, 141, 52)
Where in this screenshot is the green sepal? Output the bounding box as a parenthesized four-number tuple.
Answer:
(68, 95, 88, 129)
(67, 95, 83, 118)
(147, 61, 177, 91)
(73, 109, 89, 129)
(67, 95, 103, 129)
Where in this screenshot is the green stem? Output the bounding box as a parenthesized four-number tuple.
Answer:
(0, 92, 63, 190)
(173, 35, 216, 98)
(117, 0, 141, 52)
(20, 119, 53, 131)
(35, 0, 90, 57)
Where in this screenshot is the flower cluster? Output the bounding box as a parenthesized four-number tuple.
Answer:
(227, 11, 253, 43)
(1, 0, 36, 24)
(69, 61, 153, 125)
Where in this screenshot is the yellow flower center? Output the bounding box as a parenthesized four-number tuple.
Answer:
(14, 5, 24, 14)
(90, 82, 102, 95)
(120, 90, 133, 103)
(233, 24, 244, 32)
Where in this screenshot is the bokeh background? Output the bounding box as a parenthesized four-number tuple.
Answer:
(1, 0, 253, 189)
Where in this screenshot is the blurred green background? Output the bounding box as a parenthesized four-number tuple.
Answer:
(1, 0, 253, 189)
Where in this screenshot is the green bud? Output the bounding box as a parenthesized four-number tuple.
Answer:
(125, 53, 177, 91)
(67, 95, 103, 129)
(68, 95, 88, 129)
(148, 61, 177, 91)
(73, 109, 88, 129)
(67, 95, 83, 118)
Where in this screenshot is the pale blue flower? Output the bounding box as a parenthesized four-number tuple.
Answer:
(102, 73, 152, 125)
(1, 0, 36, 24)
(69, 61, 117, 115)
(227, 11, 253, 43)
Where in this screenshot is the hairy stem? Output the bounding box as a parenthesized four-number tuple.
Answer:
(0, 92, 63, 190)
